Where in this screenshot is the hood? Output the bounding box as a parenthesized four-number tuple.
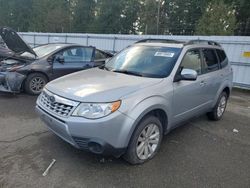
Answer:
(0, 27, 37, 56)
(46, 68, 162, 102)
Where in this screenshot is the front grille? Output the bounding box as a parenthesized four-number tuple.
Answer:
(39, 90, 79, 117)
(73, 137, 89, 149)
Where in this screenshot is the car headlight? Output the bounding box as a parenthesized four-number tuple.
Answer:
(72, 101, 121, 119)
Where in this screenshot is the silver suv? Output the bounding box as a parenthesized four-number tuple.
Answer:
(36, 39, 233, 164)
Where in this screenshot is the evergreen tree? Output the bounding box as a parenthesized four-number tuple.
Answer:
(93, 0, 140, 34)
(139, 0, 159, 34)
(195, 0, 236, 35)
(29, 0, 70, 32)
(163, 0, 208, 35)
(72, 0, 96, 33)
(0, 0, 33, 31)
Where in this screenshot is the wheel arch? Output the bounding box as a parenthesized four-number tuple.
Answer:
(21, 71, 49, 93)
(25, 71, 49, 81)
(124, 105, 169, 147)
(212, 82, 232, 107)
(22, 71, 49, 87)
(222, 86, 230, 98)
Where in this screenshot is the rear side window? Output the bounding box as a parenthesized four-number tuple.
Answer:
(95, 50, 108, 60)
(202, 49, 219, 73)
(216, 49, 228, 68)
(62, 47, 93, 63)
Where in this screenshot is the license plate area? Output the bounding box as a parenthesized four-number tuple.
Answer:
(41, 114, 73, 143)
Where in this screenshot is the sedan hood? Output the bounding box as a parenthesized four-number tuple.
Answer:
(0, 27, 37, 56)
(46, 68, 162, 102)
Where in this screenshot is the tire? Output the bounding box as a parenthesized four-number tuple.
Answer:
(123, 115, 163, 165)
(24, 73, 48, 95)
(207, 92, 228, 121)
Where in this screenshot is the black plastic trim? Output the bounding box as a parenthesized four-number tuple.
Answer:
(72, 136, 126, 158)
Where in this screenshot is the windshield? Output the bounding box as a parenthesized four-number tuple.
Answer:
(105, 45, 182, 78)
(20, 44, 63, 58)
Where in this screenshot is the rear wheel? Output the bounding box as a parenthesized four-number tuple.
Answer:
(207, 92, 228, 121)
(24, 73, 48, 95)
(124, 115, 163, 165)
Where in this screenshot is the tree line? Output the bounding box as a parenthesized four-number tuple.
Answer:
(0, 0, 249, 36)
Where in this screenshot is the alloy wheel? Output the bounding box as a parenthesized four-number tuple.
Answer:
(30, 77, 46, 93)
(217, 96, 227, 117)
(136, 123, 160, 160)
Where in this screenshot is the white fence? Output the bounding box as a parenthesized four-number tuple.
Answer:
(19, 32, 250, 89)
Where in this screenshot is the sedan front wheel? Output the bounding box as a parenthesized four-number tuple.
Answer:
(24, 73, 48, 95)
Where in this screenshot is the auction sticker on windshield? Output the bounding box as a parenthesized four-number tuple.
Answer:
(154, 52, 175, 57)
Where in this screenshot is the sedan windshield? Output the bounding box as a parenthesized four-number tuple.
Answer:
(105, 45, 182, 78)
(20, 44, 63, 58)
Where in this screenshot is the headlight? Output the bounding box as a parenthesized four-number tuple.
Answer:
(72, 101, 121, 119)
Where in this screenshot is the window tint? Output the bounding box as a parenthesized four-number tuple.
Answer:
(95, 50, 107, 60)
(181, 49, 202, 75)
(202, 49, 219, 73)
(62, 47, 93, 63)
(216, 49, 228, 68)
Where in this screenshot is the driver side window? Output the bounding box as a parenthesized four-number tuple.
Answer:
(180, 49, 202, 75)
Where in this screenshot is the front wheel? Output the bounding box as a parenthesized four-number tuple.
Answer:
(207, 92, 228, 121)
(124, 115, 163, 165)
(24, 73, 48, 95)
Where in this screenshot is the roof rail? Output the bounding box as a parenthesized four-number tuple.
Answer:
(135, 38, 184, 44)
(186, 40, 221, 47)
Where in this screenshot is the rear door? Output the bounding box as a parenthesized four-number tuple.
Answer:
(52, 47, 94, 79)
(200, 48, 221, 104)
(216, 49, 232, 83)
(93, 49, 112, 67)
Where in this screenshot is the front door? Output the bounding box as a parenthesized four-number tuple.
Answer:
(52, 47, 94, 79)
(172, 49, 209, 124)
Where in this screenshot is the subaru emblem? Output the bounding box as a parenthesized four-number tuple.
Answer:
(49, 95, 56, 104)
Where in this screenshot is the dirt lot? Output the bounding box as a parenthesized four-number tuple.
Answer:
(0, 89, 250, 188)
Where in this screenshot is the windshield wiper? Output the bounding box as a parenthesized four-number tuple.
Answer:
(112, 69, 143, 77)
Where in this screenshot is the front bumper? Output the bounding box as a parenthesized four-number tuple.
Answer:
(0, 72, 26, 93)
(36, 104, 135, 157)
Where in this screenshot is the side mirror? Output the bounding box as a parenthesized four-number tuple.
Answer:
(56, 55, 65, 64)
(180, 68, 198, 81)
